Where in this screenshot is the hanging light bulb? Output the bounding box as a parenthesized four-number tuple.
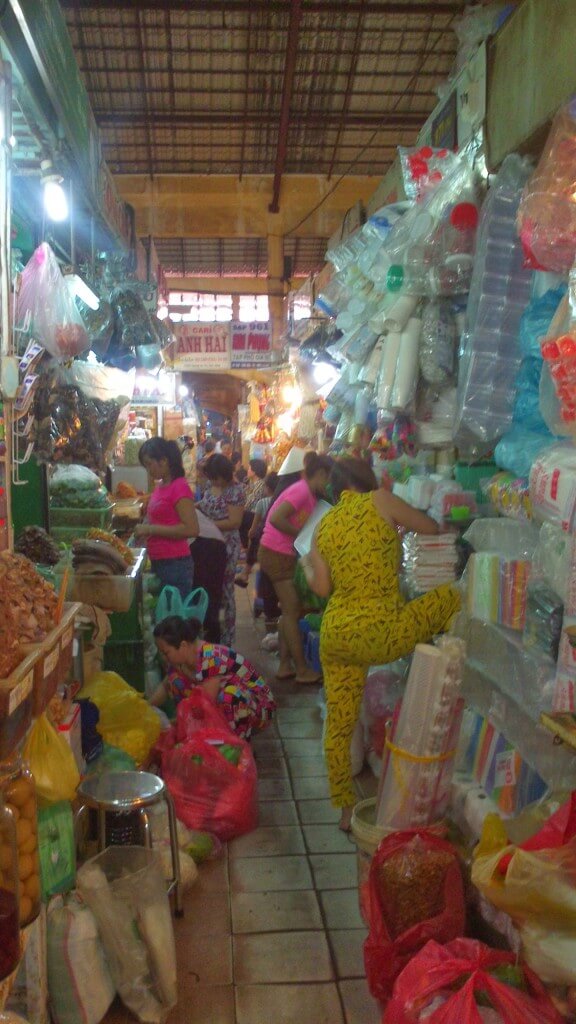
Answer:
(41, 159, 69, 222)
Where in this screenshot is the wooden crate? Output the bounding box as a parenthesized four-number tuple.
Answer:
(21, 604, 81, 718)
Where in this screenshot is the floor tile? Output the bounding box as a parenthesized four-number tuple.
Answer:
(277, 707, 322, 723)
(167, 986, 235, 1024)
(230, 855, 313, 892)
(236, 983, 344, 1024)
(288, 755, 328, 777)
(310, 854, 357, 890)
(278, 720, 324, 739)
(178, 891, 231, 935)
(229, 825, 305, 858)
(339, 979, 382, 1024)
(257, 777, 293, 801)
(258, 800, 299, 826)
(194, 856, 229, 893)
(254, 754, 289, 778)
(297, 798, 340, 824)
(329, 929, 367, 979)
(275, 691, 321, 708)
(233, 930, 333, 983)
(231, 890, 323, 933)
(251, 736, 284, 754)
(292, 774, 332, 799)
(283, 737, 324, 756)
(176, 933, 232, 985)
(303, 823, 355, 854)
(319, 889, 365, 930)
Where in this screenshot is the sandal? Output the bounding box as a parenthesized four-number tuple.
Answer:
(294, 674, 322, 685)
(275, 669, 296, 680)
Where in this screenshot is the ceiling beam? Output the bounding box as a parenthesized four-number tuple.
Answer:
(95, 110, 428, 127)
(61, 0, 463, 13)
(269, 0, 302, 214)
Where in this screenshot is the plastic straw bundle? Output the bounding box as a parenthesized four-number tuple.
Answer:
(375, 637, 465, 830)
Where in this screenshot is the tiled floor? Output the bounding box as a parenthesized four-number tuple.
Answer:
(107, 590, 381, 1024)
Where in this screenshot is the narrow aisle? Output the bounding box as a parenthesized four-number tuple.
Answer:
(170, 590, 382, 1024)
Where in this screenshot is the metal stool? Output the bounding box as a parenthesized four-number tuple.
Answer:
(75, 770, 183, 916)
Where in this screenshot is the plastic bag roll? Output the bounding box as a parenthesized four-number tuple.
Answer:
(382, 293, 419, 333)
(376, 331, 401, 409)
(391, 317, 422, 410)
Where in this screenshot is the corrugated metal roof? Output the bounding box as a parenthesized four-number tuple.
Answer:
(154, 235, 327, 277)
(62, 0, 463, 277)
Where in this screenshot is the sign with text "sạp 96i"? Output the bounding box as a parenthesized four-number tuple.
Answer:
(230, 321, 272, 368)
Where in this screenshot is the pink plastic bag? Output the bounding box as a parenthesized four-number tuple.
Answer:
(383, 938, 564, 1023)
(162, 727, 257, 840)
(17, 243, 89, 358)
(364, 831, 465, 1003)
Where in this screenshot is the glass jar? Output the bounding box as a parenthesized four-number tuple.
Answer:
(0, 795, 21, 980)
(0, 757, 40, 926)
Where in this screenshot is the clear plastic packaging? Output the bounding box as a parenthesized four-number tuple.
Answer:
(0, 757, 40, 926)
(529, 443, 576, 530)
(16, 243, 89, 359)
(419, 299, 457, 385)
(399, 145, 460, 201)
(518, 99, 576, 272)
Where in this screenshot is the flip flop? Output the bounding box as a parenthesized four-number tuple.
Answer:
(275, 670, 296, 680)
(294, 674, 322, 685)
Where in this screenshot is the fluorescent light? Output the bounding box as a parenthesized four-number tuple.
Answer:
(178, 384, 189, 397)
(313, 362, 339, 387)
(66, 273, 100, 310)
(43, 179, 68, 222)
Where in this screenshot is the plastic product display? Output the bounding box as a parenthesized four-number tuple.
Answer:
(16, 243, 89, 359)
(454, 155, 533, 451)
(529, 443, 576, 530)
(483, 472, 532, 519)
(402, 533, 459, 592)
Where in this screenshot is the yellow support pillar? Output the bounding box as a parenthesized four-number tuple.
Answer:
(267, 225, 285, 343)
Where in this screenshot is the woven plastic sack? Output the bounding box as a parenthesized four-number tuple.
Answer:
(364, 831, 465, 1003)
(162, 727, 257, 840)
(17, 243, 89, 358)
(47, 892, 116, 1024)
(383, 938, 563, 1023)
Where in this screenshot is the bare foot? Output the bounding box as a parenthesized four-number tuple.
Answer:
(276, 664, 296, 680)
(339, 806, 354, 832)
(294, 670, 322, 685)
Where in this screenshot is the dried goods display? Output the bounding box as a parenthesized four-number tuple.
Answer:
(14, 526, 60, 566)
(32, 368, 121, 471)
(85, 530, 135, 565)
(378, 844, 454, 939)
(0, 554, 58, 677)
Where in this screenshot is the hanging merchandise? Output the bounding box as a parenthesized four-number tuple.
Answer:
(398, 145, 460, 201)
(454, 154, 533, 451)
(541, 265, 576, 429)
(76, 298, 115, 359)
(370, 413, 417, 461)
(390, 315, 422, 410)
(419, 299, 457, 385)
(518, 99, 576, 273)
(16, 243, 90, 359)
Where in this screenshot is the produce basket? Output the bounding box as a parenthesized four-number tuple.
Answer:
(0, 652, 37, 758)
(49, 502, 115, 528)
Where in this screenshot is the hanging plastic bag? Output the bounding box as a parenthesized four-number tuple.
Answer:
(16, 243, 90, 358)
(162, 727, 257, 840)
(38, 801, 76, 899)
(364, 831, 465, 1002)
(23, 714, 80, 805)
(383, 938, 563, 1024)
(47, 892, 116, 1024)
(77, 846, 177, 1023)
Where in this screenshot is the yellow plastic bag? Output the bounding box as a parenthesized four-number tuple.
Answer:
(472, 836, 576, 927)
(82, 671, 161, 763)
(23, 714, 80, 805)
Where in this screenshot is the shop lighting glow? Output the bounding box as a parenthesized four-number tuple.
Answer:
(157, 305, 169, 320)
(43, 178, 68, 222)
(312, 362, 339, 387)
(280, 383, 301, 406)
(178, 384, 189, 398)
(65, 273, 100, 311)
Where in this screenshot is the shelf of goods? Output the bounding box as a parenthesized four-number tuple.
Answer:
(102, 548, 147, 691)
(453, 614, 576, 790)
(0, 604, 80, 758)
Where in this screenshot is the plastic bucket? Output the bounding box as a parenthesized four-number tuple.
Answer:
(351, 797, 392, 924)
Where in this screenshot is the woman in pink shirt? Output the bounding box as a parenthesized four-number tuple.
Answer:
(259, 452, 332, 684)
(135, 438, 199, 597)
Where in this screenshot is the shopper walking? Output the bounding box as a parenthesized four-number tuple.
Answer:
(150, 615, 276, 740)
(303, 458, 461, 832)
(258, 451, 332, 684)
(236, 461, 272, 587)
(190, 509, 227, 644)
(196, 453, 245, 645)
(135, 437, 198, 597)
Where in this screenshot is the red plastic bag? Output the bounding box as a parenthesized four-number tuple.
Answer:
(175, 689, 232, 741)
(17, 243, 89, 358)
(383, 938, 564, 1023)
(498, 791, 576, 874)
(162, 727, 257, 840)
(364, 831, 465, 1003)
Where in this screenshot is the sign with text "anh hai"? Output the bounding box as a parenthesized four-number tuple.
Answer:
(172, 323, 230, 370)
(230, 321, 273, 368)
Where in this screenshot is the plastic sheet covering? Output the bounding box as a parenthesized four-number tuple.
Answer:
(454, 155, 533, 451)
(454, 613, 556, 720)
(494, 425, 557, 480)
(531, 521, 571, 601)
(463, 517, 540, 559)
(518, 99, 576, 272)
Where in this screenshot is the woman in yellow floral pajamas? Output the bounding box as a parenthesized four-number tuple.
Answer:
(304, 459, 461, 831)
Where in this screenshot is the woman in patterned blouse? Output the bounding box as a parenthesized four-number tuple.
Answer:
(150, 615, 276, 740)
